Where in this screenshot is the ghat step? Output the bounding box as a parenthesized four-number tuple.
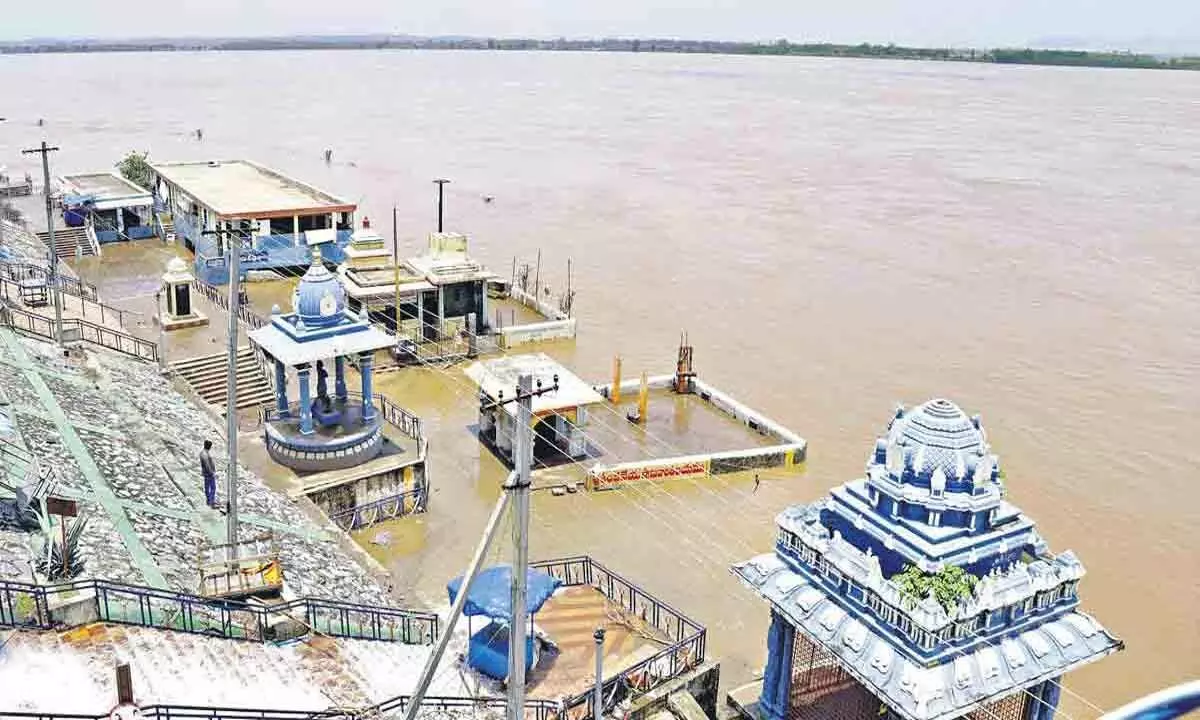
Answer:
(34, 227, 93, 260)
(171, 346, 272, 412)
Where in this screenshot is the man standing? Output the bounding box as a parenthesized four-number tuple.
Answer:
(200, 440, 217, 508)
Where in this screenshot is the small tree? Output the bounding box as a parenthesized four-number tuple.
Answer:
(894, 564, 978, 611)
(117, 151, 154, 190)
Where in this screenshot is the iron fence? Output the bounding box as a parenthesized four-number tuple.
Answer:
(327, 489, 427, 531)
(376, 394, 423, 442)
(0, 261, 100, 302)
(0, 577, 437, 645)
(259, 393, 423, 445)
(191, 279, 267, 329)
(533, 556, 708, 719)
(0, 695, 557, 720)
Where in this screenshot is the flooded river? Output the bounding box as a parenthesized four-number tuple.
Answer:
(2, 50, 1198, 715)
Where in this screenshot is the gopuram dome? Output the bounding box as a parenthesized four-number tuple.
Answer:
(292, 251, 346, 329)
(873, 398, 999, 493)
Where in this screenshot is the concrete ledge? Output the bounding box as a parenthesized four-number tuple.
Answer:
(629, 661, 722, 720)
(159, 311, 210, 331)
(46, 585, 100, 627)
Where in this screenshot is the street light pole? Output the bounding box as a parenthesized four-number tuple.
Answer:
(21, 141, 63, 344)
(201, 223, 255, 560)
(433, 178, 450, 233)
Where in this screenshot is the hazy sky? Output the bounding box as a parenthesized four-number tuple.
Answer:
(3, 0, 1198, 50)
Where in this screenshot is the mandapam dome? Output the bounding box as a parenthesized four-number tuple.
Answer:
(292, 252, 346, 329)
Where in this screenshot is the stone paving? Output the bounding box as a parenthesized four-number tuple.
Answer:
(0, 327, 391, 605)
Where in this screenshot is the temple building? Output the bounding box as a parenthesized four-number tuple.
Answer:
(147, 159, 356, 284)
(60, 171, 156, 244)
(465, 353, 605, 465)
(248, 251, 428, 529)
(339, 230, 494, 341)
(730, 399, 1122, 720)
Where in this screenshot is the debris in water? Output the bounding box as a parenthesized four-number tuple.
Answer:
(370, 530, 392, 546)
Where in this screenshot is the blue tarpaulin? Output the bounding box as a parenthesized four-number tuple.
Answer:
(447, 565, 562, 619)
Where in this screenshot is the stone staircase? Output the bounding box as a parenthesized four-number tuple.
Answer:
(155, 211, 175, 242)
(35, 227, 93, 260)
(171, 346, 273, 412)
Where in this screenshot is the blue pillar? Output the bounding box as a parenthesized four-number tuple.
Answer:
(334, 356, 348, 402)
(297, 364, 314, 435)
(333, 355, 348, 405)
(316, 359, 329, 399)
(759, 610, 796, 720)
(1023, 682, 1045, 720)
(360, 353, 376, 420)
(1036, 678, 1062, 720)
(274, 359, 289, 418)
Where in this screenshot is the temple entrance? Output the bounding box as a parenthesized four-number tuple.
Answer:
(788, 633, 1033, 720)
(788, 632, 880, 720)
(533, 414, 568, 462)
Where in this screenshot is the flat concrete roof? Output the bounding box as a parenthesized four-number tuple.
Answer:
(61, 172, 150, 200)
(149, 159, 355, 219)
(465, 353, 606, 417)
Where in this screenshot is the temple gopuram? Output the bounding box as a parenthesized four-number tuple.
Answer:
(730, 399, 1122, 720)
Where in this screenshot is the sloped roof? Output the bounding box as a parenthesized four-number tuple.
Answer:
(732, 554, 1122, 720)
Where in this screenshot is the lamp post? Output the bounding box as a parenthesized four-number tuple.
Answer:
(21, 141, 63, 344)
(433, 178, 449, 233)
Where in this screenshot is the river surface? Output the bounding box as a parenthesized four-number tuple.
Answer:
(2, 50, 1199, 716)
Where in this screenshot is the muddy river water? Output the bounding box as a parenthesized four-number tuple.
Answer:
(2, 49, 1198, 716)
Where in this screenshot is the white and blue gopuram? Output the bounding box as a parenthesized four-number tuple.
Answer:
(731, 399, 1122, 720)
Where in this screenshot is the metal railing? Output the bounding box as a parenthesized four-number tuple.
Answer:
(376, 393, 423, 442)
(0, 261, 100, 302)
(0, 577, 438, 645)
(0, 695, 556, 720)
(533, 556, 707, 719)
(0, 270, 136, 328)
(259, 393, 423, 446)
(327, 488, 426, 531)
(0, 304, 158, 361)
(191, 279, 267, 329)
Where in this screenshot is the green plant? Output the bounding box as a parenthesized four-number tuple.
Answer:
(893, 564, 978, 612)
(116, 151, 154, 190)
(35, 514, 89, 581)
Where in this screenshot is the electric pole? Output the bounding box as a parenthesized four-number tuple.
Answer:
(21, 141, 63, 344)
(433, 178, 450, 233)
(201, 222, 255, 560)
(402, 373, 556, 720)
(506, 373, 534, 720)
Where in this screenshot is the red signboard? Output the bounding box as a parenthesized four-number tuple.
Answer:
(590, 459, 710, 490)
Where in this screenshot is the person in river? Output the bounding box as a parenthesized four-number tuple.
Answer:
(323, 149, 332, 164)
(200, 440, 217, 507)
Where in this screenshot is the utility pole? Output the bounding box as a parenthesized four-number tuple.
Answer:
(506, 373, 534, 720)
(433, 178, 450, 233)
(403, 373, 556, 720)
(393, 206, 401, 337)
(202, 222, 254, 560)
(21, 141, 63, 344)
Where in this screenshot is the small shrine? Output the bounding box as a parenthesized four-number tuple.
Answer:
(159, 257, 209, 330)
(341, 217, 391, 269)
(730, 399, 1122, 720)
(249, 251, 429, 529)
(465, 353, 605, 466)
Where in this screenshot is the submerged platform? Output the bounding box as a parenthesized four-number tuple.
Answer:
(291, 437, 428, 531)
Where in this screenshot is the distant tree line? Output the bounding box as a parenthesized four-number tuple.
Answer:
(1, 36, 1196, 71)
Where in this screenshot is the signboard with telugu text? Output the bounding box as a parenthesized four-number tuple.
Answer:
(588, 458, 711, 491)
